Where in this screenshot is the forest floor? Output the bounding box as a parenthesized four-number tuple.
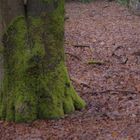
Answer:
(0, 0, 140, 140)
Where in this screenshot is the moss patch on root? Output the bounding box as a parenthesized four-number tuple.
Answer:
(38, 61, 86, 119)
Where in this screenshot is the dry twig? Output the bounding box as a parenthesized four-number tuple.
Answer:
(65, 52, 81, 60)
(71, 77, 91, 89)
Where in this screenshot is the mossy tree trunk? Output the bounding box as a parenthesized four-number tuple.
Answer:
(0, 0, 85, 122)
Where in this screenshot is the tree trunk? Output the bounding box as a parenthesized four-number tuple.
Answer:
(0, 7, 4, 92)
(129, 0, 140, 15)
(0, 0, 85, 122)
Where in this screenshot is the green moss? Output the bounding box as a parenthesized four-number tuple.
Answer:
(38, 61, 85, 119)
(87, 60, 104, 65)
(1, 17, 39, 122)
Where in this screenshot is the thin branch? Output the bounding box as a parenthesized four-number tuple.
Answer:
(65, 52, 81, 61)
(71, 77, 91, 89)
(92, 90, 139, 95)
(73, 45, 90, 48)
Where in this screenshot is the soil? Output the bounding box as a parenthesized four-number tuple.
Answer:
(0, 1, 140, 140)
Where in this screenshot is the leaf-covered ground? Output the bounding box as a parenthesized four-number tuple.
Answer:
(0, 1, 140, 139)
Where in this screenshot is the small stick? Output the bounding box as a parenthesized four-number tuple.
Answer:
(71, 77, 91, 89)
(65, 52, 81, 60)
(73, 45, 90, 48)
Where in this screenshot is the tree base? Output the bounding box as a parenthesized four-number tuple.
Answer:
(0, 61, 86, 122)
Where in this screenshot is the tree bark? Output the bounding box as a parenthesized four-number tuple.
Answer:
(0, 7, 4, 90)
(129, 0, 140, 15)
(0, 0, 85, 122)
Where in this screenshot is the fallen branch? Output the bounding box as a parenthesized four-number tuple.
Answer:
(91, 90, 139, 95)
(65, 52, 81, 60)
(73, 45, 90, 48)
(70, 77, 91, 89)
(73, 44, 94, 57)
(132, 51, 140, 56)
(87, 60, 104, 65)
